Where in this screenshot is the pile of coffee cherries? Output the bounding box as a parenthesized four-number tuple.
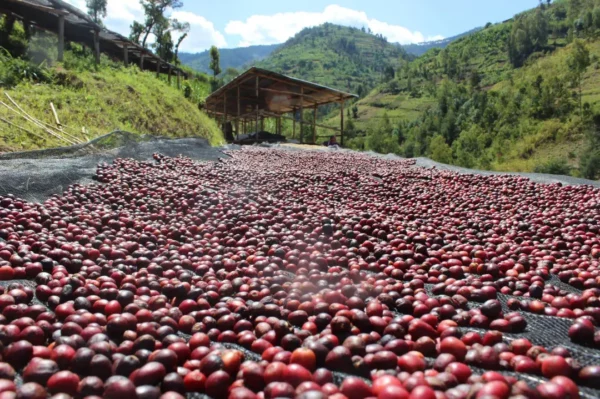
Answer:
(0, 148, 598, 399)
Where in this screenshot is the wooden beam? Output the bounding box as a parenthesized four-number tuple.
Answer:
(253, 71, 311, 93)
(5, 0, 69, 16)
(259, 87, 320, 104)
(57, 15, 65, 62)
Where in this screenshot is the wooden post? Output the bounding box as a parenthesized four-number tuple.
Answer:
(168, 66, 172, 84)
(313, 107, 317, 144)
(123, 44, 129, 66)
(255, 107, 259, 134)
(93, 30, 100, 65)
(140, 52, 145, 70)
(299, 86, 304, 143)
(340, 100, 345, 147)
(292, 109, 296, 138)
(57, 15, 65, 62)
(156, 61, 160, 78)
(23, 21, 32, 40)
(255, 76, 259, 135)
(223, 93, 227, 132)
(236, 85, 241, 141)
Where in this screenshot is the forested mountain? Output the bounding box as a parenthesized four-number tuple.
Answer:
(179, 44, 279, 75)
(334, 0, 600, 179)
(254, 23, 411, 96)
(403, 27, 483, 56)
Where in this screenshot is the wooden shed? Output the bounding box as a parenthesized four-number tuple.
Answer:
(205, 67, 357, 146)
(0, 0, 187, 80)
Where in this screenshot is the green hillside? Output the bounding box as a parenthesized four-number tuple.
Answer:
(333, 0, 600, 179)
(180, 44, 279, 75)
(255, 23, 411, 95)
(0, 18, 223, 152)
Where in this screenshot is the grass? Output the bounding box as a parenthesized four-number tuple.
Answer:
(0, 19, 223, 152)
(0, 64, 224, 151)
(0, 57, 224, 152)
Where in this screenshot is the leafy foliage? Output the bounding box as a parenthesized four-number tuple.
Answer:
(533, 158, 571, 174)
(86, 0, 108, 25)
(0, 49, 50, 88)
(209, 46, 221, 77)
(129, 0, 187, 64)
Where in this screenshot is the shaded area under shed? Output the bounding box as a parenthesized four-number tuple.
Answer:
(205, 67, 357, 146)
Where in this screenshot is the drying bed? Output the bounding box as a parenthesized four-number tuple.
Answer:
(0, 147, 599, 399)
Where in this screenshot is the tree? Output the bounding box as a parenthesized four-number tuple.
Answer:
(209, 46, 221, 77)
(86, 0, 108, 25)
(567, 39, 591, 117)
(531, 8, 548, 50)
(469, 71, 481, 89)
(366, 114, 398, 154)
(171, 20, 190, 63)
(383, 65, 395, 81)
(130, 0, 183, 49)
(429, 135, 453, 164)
(508, 10, 548, 67)
(129, 21, 145, 44)
(153, 19, 174, 61)
(593, 7, 600, 32)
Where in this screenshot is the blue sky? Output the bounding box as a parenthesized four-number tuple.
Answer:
(67, 0, 540, 52)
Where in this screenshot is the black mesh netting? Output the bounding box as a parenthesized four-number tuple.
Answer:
(0, 131, 229, 203)
(1, 139, 600, 398)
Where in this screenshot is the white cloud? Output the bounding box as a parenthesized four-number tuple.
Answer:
(225, 4, 443, 47)
(171, 11, 227, 52)
(63, 0, 225, 52)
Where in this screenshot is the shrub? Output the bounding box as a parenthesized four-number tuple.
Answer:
(429, 135, 453, 164)
(0, 49, 51, 88)
(533, 158, 571, 175)
(183, 81, 192, 99)
(579, 149, 600, 180)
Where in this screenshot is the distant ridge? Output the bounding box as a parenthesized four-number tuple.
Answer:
(179, 44, 279, 74)
(180, 25, 481, 74)
(402, 27, 483, 56)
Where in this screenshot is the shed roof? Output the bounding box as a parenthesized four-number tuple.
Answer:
(0, 0, 187, 76)
(205, 67, 357, 117)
